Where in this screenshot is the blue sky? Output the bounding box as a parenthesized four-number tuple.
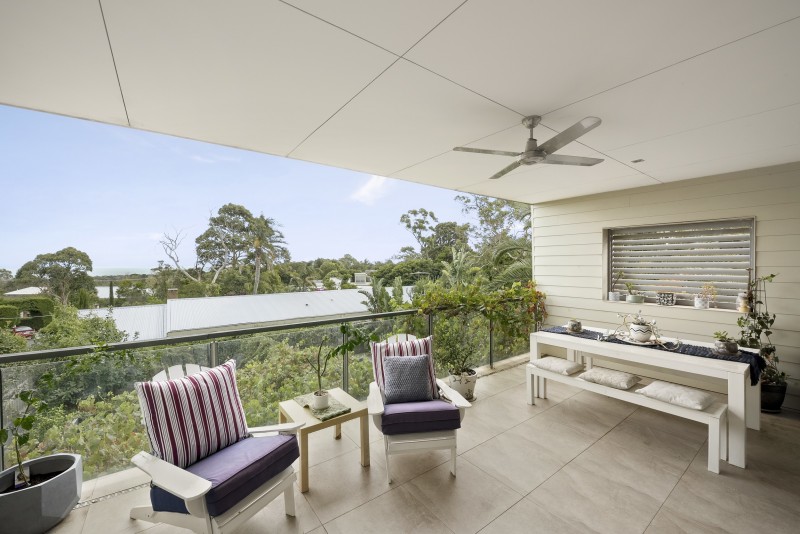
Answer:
(0, 105, 475, 275)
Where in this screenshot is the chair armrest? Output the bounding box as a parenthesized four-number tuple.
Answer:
(249, 422, 304, 435)
(367, 382, 385, 416)
(436, 379, 472, 408)
(131, 451, 211, 500)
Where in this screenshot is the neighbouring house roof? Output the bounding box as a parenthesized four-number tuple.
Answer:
(3, 286, 45, 296)
(78, 288, 411, 341)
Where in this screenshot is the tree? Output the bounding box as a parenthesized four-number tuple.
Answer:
(250, 214, 289, 294)
(456, 194, 530, 244)
(359, 278, 392, 313)
(16, 247, 94, 305)
(400, 208, 439, 250)
(32, 304, 127, 350)
(116, 280, 150, 306)
(0, 268, 12, 292)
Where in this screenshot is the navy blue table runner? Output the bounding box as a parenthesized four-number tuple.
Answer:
(541, 326, 765, 385)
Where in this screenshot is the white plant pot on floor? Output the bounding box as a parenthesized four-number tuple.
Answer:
(448, 371, 478, 401)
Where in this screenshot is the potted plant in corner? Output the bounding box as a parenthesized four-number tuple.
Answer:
(304, 323, 377, 409)
(434, 316, 481, 401)
(608, 271, 624, 301)
(0, 388, 82, 534)
(737, 271, 787, 412)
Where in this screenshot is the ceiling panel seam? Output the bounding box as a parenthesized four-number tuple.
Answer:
(539, 15, 800, 118)
(98, 0, 130, 126)
(398, 0, 469, 57)
(285, 57, 402, 157)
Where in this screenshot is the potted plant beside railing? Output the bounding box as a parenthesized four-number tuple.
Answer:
(0, 386, 82, 534)
(737, 272, 787, 412)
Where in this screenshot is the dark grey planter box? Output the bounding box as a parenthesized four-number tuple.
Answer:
(0, 453, 82, 534)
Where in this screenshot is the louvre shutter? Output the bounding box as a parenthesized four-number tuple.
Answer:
(609, 219, 754, 309)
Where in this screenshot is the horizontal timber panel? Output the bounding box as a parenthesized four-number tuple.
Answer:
(533, 244, 603, 256)
(755, 251, 800, 267)
(756, 235, 800, 252)
(534, 255, 602, 266)
(534, 185, 800, 228)
(757, 219, 800, 237)
(533, 265, 602, 277)
(538, 286, 602, 299)
(533, 276, 601, 288)
(532, 233, 603, 247)
(533, 196, 631, 218)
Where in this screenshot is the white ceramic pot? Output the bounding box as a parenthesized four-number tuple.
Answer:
(311, 391, 329, 410)
(628, 323, 653, 342)
(608, 291, 621, 302)
(567, 319, 582, 332)
(657, 292, 675, 306)
(627, 295, 645, 304)
(694, 296, 709, 309)
(448, 371, 478, 401)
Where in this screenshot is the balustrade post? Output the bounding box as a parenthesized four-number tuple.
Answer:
(489, 317, 494, 369)
(342, 325, 350, 393)
(0, 367, 4, 471)
(210, 341, 218, 367)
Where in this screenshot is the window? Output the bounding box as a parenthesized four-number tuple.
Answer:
(608, 219, 754, 309)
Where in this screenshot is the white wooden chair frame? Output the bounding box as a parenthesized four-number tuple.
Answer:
(131, 423, 304, 534)
(367, 334, 471, 484)
(131, 363, 304, 534)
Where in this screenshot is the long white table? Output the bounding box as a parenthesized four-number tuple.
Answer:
(529, 328, 759, 468)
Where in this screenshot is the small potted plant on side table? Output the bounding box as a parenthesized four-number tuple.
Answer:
(305, 324, 377, 409)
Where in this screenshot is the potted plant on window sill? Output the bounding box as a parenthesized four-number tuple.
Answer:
(304, 323, 377, 409)
(737, 271, 787, 412)
(695, 282, 717, 309)
(608, 271, 624, 301)
(625, 282, 644, 303)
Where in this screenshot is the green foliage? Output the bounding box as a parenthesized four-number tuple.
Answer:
(0, 390, 45, 487)
(0, 296, 55, 330)
(0, 304, 19, 328)
(33, 304, 126, 351)
(16, 247, 94, 305)
(359, 278, 393, 313)
(737, 273, 785, 385)
(303, 324, 378, 393)
(713, 331, 733, 342)
(0, 328, 28, 354)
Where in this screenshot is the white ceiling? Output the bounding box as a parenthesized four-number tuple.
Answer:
(2, 0, 799, 204)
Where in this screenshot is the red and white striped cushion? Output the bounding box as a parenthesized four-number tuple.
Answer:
(135, 360, 249, 468)
(370, 336, 438, 399)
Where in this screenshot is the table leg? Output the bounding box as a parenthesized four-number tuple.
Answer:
(299, 430, 309, 492)
(334, 423, 342, 440)
(746, 382, 760, 430)
(727, 371, 747, 468)
(359, 413, 370, 467)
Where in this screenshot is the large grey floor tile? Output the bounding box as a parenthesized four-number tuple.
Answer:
(88, 468, 150, 500)
(49, 507, 89, 534)
(302, 446, 390, 524)
(405, 457, 522, 534)
(529, 461, 663, 534)
(506, 410, 599, 464)
(536, 391, 637, 438)
(81, 487, 153, 534)
(324, 485, 453, 534)
(238, 484, 321, 534)
(479, 495, 591, 534)
(463, 430, 568, 495)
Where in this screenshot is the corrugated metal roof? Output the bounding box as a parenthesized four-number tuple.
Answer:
(167, 289, 371, 334)
(4, 286, 44, 296)
(78, 305, 166, 341)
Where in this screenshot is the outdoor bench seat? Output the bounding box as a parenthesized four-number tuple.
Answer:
(526, 362, 728, 473)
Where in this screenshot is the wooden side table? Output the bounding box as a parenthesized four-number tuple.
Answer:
(278, 387, 369, 492)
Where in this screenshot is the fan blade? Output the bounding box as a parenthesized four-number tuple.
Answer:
(543, 154, 604, 166)
(538, 117, 601, 155)
(490, 160, 523, 180)
(453, 146, 521, 157)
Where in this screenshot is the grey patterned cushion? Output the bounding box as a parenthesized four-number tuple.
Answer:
(383, 354, 435, 404)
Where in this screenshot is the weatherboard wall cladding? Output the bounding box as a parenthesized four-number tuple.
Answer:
(531, 161, 800, 411)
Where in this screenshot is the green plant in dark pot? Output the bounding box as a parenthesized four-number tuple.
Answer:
(737, 271, 787, 413)
(0, 385, 83, 534)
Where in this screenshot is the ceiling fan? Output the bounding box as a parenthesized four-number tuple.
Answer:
(453, 115, 604, 179)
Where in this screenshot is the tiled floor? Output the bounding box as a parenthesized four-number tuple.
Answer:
(52, 362, 800, 534)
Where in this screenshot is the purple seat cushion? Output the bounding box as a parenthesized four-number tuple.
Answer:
(381, 399, 461, 435)
(151, 434, 299, 516)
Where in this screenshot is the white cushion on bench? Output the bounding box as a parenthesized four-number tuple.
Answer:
(636, 380, 715, 410)
(531, 357, 583, 376)
(578, 367, 639, 390)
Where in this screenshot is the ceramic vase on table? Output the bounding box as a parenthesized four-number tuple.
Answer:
(628, 323, 653, 342)
(311, 391, 329, 410)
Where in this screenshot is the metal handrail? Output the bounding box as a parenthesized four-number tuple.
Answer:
(0, 309, 419, 365)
